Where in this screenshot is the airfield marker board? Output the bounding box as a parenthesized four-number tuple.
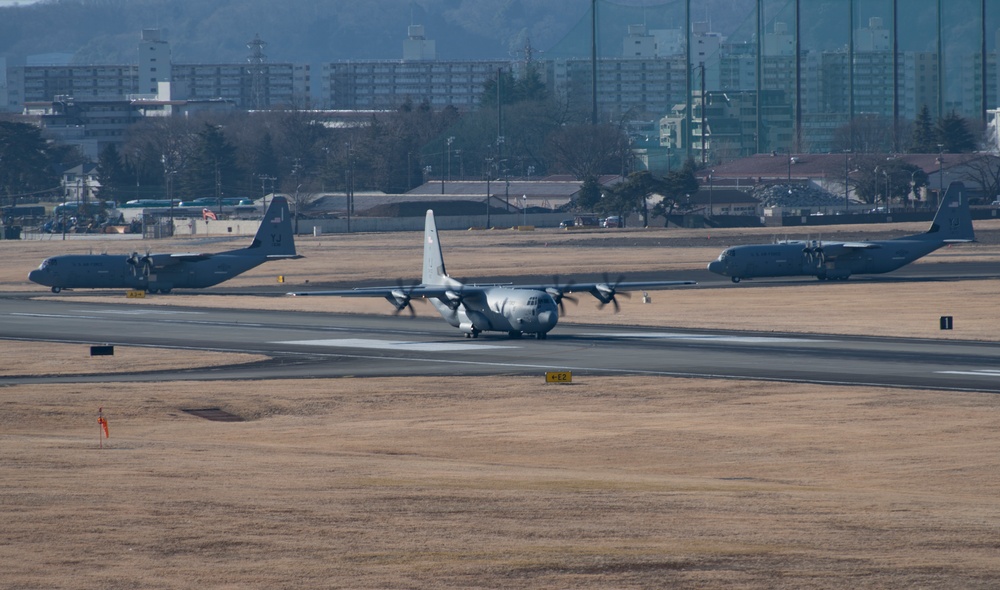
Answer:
(545, 371, 572, 383)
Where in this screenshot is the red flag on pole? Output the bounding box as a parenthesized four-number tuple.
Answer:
(97, 407, 109, 448)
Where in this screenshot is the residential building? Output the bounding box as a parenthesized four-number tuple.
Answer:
(4, 30, 308, 112)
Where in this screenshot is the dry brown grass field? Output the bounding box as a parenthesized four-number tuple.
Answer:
(3, 222, 1000, 588)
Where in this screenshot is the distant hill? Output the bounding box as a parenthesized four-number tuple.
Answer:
(0, 0, 756, 66)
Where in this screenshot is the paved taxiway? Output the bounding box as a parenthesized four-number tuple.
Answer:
(2, 296, 1000, 394)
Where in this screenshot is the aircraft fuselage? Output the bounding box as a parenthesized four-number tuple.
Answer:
(429, 287, 559, 337)
(28, 253, 266, 293)
(707, 238, 943, 282)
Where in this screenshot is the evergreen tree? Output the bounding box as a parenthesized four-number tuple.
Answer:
(251, 132, 280, 197)
(94, 143, 128, 206)
(180, 123, 242, 203)
(574, 176, 602, 211)
(479, 70, 519, 108)
(600, 171, 665, 227)
(649, 159, 700, 222)
(936, 112, 978, 153)
(909, 105, 936, 153)
(0, 121, 59, 205)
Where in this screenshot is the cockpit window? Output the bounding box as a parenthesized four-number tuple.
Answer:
(527, 296, 538, 306)
(42, 258, 57, 268)
(724, 249, 735, 257)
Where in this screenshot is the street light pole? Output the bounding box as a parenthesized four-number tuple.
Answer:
(708, 171, 714, 218)
(936, 144, 944, 207)
(874, 166, 882, 212)
(884, 170, 891, 214)
(446, 136, 454, 184)
(485, 157, 493, 229)
(844, 150, 851, 213)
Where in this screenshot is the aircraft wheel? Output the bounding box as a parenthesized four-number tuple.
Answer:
(508, 331, 522, 339)
(536, 332, 547, 340)
(731, 277, 741, 284)
(160, 288, 172, 294)
(51, 286, 61, 294)
(146, 288, 158, 294)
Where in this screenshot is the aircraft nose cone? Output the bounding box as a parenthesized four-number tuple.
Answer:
(538, 310, 557, 329)
(28, 269, 45, 285)
(707, 260, 724, 275)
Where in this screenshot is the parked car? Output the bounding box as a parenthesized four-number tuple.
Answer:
(601, 216, 622, 228)
(559, 219, 574, 228)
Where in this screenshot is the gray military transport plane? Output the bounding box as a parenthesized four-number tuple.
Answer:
(28, 196, 300, 294)
(707, 181, 974, 283)
(288, 209, 694, 339)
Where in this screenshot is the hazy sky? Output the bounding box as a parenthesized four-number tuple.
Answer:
(0, 0, 43, 4)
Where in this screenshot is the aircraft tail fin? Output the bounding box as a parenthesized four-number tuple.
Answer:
(925, 181, 975, 242)
(422, 210, 449, 285)
(242, 196, 298, 256)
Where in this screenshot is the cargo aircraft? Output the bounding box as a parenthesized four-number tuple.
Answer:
(28, 196, 300, 294)
(707, 181, 974, 283)
(288, 209, 694, 339)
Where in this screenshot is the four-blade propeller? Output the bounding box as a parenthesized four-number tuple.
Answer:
(388, 279, 421, 317)
(545, 276, 578, 316)
(592, 273, 631, 313)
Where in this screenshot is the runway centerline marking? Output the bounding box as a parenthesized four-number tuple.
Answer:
(275, 338, 518, 352)
(936, 369, 1000, 378)
(587, 331, 828, 344)
(72, 308, 206, 316)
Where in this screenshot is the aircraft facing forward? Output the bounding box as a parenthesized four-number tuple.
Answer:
(28, 196, 300, 294)
(288, 209, 694, 339)
(707, 181, 975, 283)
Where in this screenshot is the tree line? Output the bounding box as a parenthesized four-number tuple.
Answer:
(0, 67, 993, 222)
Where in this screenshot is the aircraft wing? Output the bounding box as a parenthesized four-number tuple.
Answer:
(558, 280, 695, 293)
(805, 242, 877, 260)
(135, 252, 211, 268)
(287, 285, 487, 298)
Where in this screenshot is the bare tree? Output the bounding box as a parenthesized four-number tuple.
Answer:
(545, 123, 628, 180)
(961, 155, 1000, 202)
(831, 114, 895, 154)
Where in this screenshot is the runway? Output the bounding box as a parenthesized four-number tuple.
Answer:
(2, 296, 1000, 394)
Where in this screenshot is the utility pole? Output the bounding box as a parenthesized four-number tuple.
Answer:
(214, 161, 222, 218)
(259, 174, 276, 211)
(591, 0, 598, 125)
(347, 144, 354, 233)
(485, 157, 493, 229)
(291, 158, 301, 235)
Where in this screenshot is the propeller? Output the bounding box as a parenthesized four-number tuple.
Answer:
(593, 273, 631, 314)
(442, 277, 470, 311)
(802, 240, 825, 268)
(545, 275, 578, 316)
(126, 251, 153, 278)
(388, 279, 421, 317)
